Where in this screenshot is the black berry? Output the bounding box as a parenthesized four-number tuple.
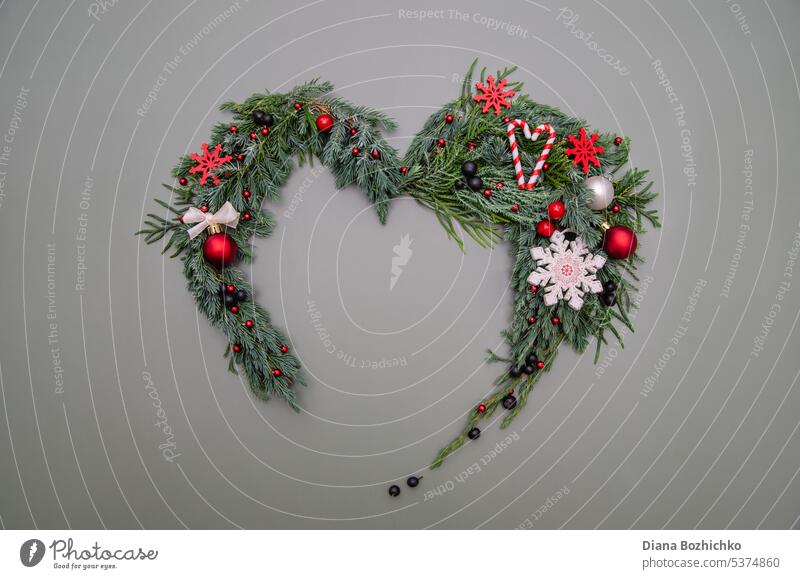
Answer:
(388, 485, 401, 497)
(502, 394, 517, 410)
(467, 176, 483, 191)
(461, 161, 478, 177)
(406, 476, 421, 488)
(467, 427, 481, 440)
(509, 365, 523, 378)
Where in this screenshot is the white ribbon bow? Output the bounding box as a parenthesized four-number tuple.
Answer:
(182, 201, 240, 239)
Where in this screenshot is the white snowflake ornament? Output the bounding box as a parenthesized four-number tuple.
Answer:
(527, 230, 606, 311)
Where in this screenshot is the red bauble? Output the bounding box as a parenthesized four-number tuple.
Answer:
(315, 113, 334, 133)
(228, 125, 238, 133)
(536, 361, 545, 369)
(178, 177, 188, 186)
(551, 316, 560, 325)
(351, 146, 360, 156)
(260, 127, 270, 136)
(468, 142, 476, 151)
(483, 189, 492, 198)
(547, 200, 565, 220)
(294, 102, 302, 110)
(400, 166, 408, 174)
(350, 127, 358, 135)
(280, 344, 289, 353)
(203, 232, 238, 268)
(511, 203, 520, 212)
(603, 225, 638, 259)
(232, 344, 242, 353)
(445, 114, 454, 123)
(529, 284, 538, 293)
(371, 149, 381, 160)
(614, 136, 623, 145)
(536, 219, 555, 237)
(242, 189, 251, 199)
(242, 212, 251, 221)
(477, 404, 487, 413)
(249, 131, 258, 140)
(244, 319, 254, 328)
(272, 369, 282, 377)
(527, 316, 537, 324)
(437, 138, 446, 147)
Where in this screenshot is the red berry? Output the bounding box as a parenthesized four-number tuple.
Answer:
(352, 146, 360, 156)
(468, 142, 476, 151)
(232, 344, 242, 353)
(236, 154, 245, 162)
(511, 203, 520, 212)
(294, 102, 302, 110)
(280, 344, 289, 353)
(272, 369, 282, 377)
(228, 125, 238, 133)
(445, 114, 454, 123)
(614, 136, 623, 145)
(230, 306, 239, 314)
(547, 200, 566, 220)
(178, 177, 188, 186)
(551, 316, 560, 325)
(249, 132, 258, 140)
(537, 219, 555, 237)
(527, 316, 537, 324)
(350, 127, 358, 135)
(477, 404, 487, 413)
(242, 190, 251, 199)
(371, 149, 381, 160)
(315, 113, 334, 133)
(244, 320, 254, 328)
(503, 116, 511, 123)
(437, 138, 446, 147)
(483, 189, 492, 198)
(536, 361, 545, 369)
(543, 162, 550, 171)
(178, 214, 184, 223)
(529, 285, 538, 293)
(260, 127, 270, 136)
(496, 182, 504, 188)
(242, 212, 251, 221)
(226, 285, 236, 293)
(611, 204, 621, 213)
(400, 166, 408, 174)
(200, 205, 209, 213)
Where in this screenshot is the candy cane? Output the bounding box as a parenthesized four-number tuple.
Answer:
(507, 120, 557, 190)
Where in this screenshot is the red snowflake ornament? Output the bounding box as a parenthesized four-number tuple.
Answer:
(189, 143, 232, 185)
(565, 128, 604, 173)
(473, 75, 515, 115)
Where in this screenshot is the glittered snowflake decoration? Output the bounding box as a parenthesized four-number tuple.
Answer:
(473, 75, 515, 115)
(527, 230, 606, 310)
(189, 143, 232, 185)
(565, 128, 604, 173)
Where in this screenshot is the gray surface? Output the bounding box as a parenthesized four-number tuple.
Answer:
(0, 0, 799, 530)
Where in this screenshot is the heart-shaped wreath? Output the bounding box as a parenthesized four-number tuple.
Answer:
(138, 62, 659, 469)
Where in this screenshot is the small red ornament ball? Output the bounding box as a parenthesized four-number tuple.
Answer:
(236, 154, 245, 162)
(547, 200, 566, 220)
(315, 113, 334, 133)
(230, 306, 239, 314)
(511, 203, 520, 212)
(228, 125, 238, 133)
(351, 146, 360, 156)
(503, 116, 511, 123)
(551, 316, 560, 325)
(529, 284, 538, 293)
(611, 204, 621, 213)
(260, 127, 270, 136)
(614, 136, 623, 145)
(445, 114, 454, 123)
(437, 138, 446, 147)
(603, 225, 638, 259)
(400, 166, 409, 174)
(468, 142, 476, 151)
(226, 284, 236, 293)
(477, 404, 487, 413)
(232, 344, 242, 353)
(242, 189, 251, 199)
(527, 316, 537, 324)
(536, 361, 545, 369)
(350, 127, 358, 136)
(242, 212, 252, 221)
(272, 369, 282, 377)
(249, 131, 258, 140)
(483, 189, 492, 198)
(371, 149, 381, 160)
(536, 219, 555, 237)
(496, 182, 504, 188)
(294, 102, 302, 110)
(200, 204, 209, 212)
(178, 177, 188, 186)
(244, 319, 254, 328)
(203, 232, 238, 268)
(543, 162, 550, 171)
(280, 344, 289, 353)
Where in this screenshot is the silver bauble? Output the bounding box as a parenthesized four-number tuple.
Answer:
(585, 175, 615, 210)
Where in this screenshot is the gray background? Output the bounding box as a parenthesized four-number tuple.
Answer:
(0, 0, 798, 530)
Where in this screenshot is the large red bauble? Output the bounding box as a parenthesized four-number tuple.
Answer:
(547, 200, 566, 220)
(603, 225, 637, 259)
(203, 232, 238, 268)
(315, 113, 334, 133)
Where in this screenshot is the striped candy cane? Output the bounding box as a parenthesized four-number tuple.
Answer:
(506, 120, 557, 190)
